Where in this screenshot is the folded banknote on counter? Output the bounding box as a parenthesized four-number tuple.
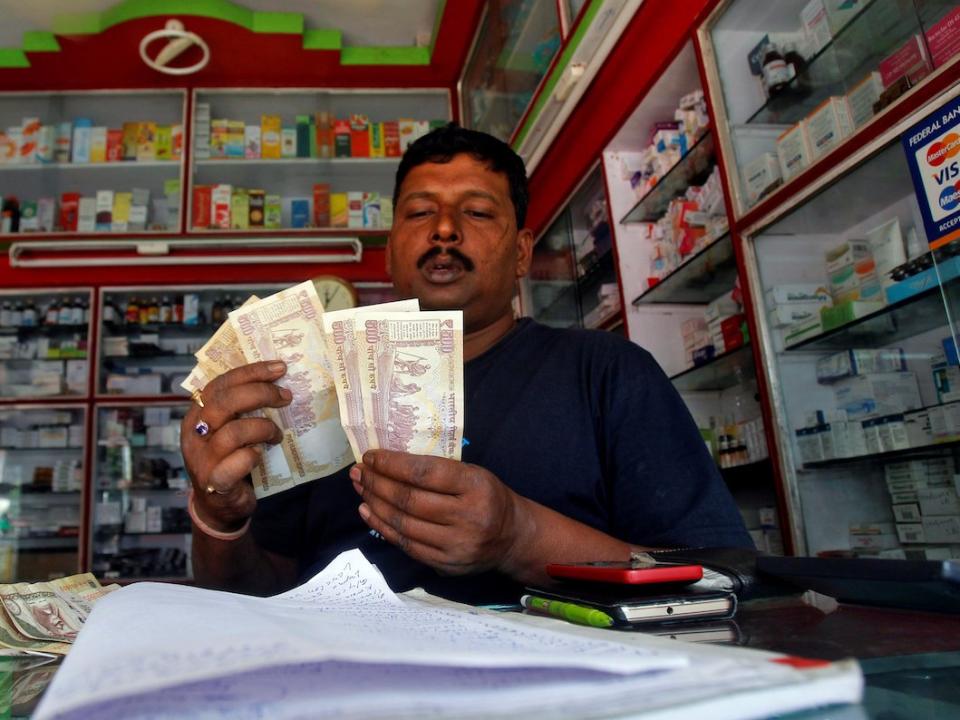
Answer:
(181, 280, 464, 498)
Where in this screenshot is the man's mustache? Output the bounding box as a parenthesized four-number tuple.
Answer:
(416, 245, 476, 271)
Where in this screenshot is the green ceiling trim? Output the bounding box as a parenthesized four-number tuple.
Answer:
(303, 29, 342, 51)
(0, 49, 29, 68)
(22, 32, 61, 52)
(251, 12, 303, 34)
(1, 0, 439, 69)
(512, 0, 603, 150)
(341, 47, 431, 66)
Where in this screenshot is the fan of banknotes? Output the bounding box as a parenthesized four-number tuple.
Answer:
(0, 573, 119, 656)
(181, 280, 465, 498)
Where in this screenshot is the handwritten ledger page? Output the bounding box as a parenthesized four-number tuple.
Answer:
(35, 549, 863, 719)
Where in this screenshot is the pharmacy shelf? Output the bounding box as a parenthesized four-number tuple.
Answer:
(0, 537, 78, 550)
(632, 232, 736, 305)
(0, 161, 178, 171)
(783, 285, 948, 353)
(670, 342, 754, 393)
(0, 324, 89, 336)
(620, 131, 715, 224)
(103, 322, 224, 335)
(186, 226, 389, 236)
(194, 157, 399, 166)
(802, 435, 960, 471)
(745, 0, 939, 127)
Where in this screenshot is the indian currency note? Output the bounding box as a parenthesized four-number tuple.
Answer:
(321, 300, 420, 463)
(355, 311, 464, 460)
(0, 603, 71, 655)
(193, 295, 260, 376)
(229, 281, 352, 496)
(179, 362, 211, 396)
(47, 574, 101, 619)
(0, 584, 85, 644)
(185, 296, 293, 493)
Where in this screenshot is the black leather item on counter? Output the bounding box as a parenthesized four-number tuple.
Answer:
(647, 547, 800, 601)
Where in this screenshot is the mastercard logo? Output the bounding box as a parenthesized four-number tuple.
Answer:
(941, 180, 960, 212)
(927, 132, 960, 166)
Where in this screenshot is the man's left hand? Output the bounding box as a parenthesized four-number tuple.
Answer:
(350, 450, 528, 576)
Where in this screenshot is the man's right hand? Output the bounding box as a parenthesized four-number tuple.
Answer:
(180, 360, 291, 534)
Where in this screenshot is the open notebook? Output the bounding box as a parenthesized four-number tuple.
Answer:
(35, 549, 863, 720)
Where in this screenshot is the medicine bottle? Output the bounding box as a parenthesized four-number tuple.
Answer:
(761, 43, 794, 96)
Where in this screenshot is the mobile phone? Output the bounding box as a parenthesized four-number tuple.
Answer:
(545, 561, 703, 585)
(526, 585, 736, 625)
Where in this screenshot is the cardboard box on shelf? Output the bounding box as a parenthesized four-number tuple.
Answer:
(845, 72, 884, 128)
(815, 348, 907, 383)
(776, 121, 812, 181)
(925, 5, 960, 68)
(822, 0, 867, 35)
(892, 503, 922, 523)
(896, 522, 925, 544)
(820, 299, 885, 331)
(917, 487, 960, 517)
(801, 0, 832, 53)
(879, 33, 932, 88)
(784, 314, 823, 347)
(922, 516, 960, 544)
(742, 152, 781, 205)
(903, 409, 934, 448)
(806, 96, 854, 161)
(832, 371, 922, 421)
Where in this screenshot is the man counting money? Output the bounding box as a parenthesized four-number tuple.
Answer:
(181, 124, 751, 603)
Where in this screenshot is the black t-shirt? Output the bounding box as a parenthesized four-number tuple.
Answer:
(251, 318, 752, 604)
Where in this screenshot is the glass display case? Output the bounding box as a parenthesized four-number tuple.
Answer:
(92, 403, 191, 580)
(0, 405, 85, 581)
(0, 91, 186, 234)
(701, 0, 960, 217)
(460, 0, 562, 142)
(97, 284, 287, 398)
(0, 288, 92, 399)
(602, 41, 781, 552)
(523, 166, 622, 331)
(189, 89, 450, 234)
(743, 89, 960, 560)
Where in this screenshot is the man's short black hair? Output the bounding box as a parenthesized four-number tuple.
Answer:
(393, 122, 529, 229)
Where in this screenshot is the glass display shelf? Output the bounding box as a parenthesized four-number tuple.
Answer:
(744, 0, 938, 128)
(633, 233, 736, 305)
(784, 284, 947, 353)
(621, 131, 715, 224)
(801, 435, 959, 471)
(195, 158, 399, 166)
(460, 0, 561, 142)
(531, 250, 617, 329)
(103, 322, 226, 336)
(0, 161, 178, 172)
(0, 324, 90, 337)
(0, 537, 78, 550)
(670, 343, 755, 392)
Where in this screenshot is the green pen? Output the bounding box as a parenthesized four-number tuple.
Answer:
(520, 594, 614, 628)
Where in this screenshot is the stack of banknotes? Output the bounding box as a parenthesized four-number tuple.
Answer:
(0, 573, 118, 656)
(181, 280, 464, 498)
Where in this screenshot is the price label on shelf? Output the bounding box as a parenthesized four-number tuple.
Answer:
(902, 93, 960, 250)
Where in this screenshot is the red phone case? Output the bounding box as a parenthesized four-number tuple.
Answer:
(545, 562, 703, 584)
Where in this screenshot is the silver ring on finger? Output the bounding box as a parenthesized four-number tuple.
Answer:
(194, 419, 211, 436)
